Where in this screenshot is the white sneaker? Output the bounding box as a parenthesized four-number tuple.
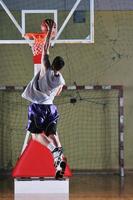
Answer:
(55, 157, 67, 179)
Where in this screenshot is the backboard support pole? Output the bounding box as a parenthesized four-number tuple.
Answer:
(0, 0, 23, 34)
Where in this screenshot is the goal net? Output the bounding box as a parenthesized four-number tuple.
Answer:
(0, 86, 124, 176)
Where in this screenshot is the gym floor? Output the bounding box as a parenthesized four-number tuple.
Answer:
(0, 174, 133, 200)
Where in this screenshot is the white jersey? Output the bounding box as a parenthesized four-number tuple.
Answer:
(22, 69, 65, 104)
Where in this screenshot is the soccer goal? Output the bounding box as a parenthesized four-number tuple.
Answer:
(0, 85, 124, 176)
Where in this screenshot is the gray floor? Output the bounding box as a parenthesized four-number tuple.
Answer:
(0, 174, 133, 200)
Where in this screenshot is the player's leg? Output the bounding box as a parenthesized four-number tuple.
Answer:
(27, 103, 56, 151)
(27, 103, 66, 179)
(32, 131, 66, 178)
(45, 106, 67, 179)
(34, 64, 41, 76)
(46, 132, 67, 179)
(48, 132, 66, 168)
(32, 133, 66, 180)
(27, 103, 64, 163)
(32, 132, 63, 158)
(32, 131, 66, 179)
(48, 132, 62, 147)
(32, 133, 55, 149)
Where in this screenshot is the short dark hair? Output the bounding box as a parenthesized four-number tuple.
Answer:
(52, 56, 65, 71)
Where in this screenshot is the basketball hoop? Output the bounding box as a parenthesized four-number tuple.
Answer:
(24, 26, 56, 63)
(24, 19, 56, 59)
(24, 32, 47, 63)
(24, 33, 47, 56)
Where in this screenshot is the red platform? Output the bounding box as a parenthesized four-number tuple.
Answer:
(12, 139, 72, 178)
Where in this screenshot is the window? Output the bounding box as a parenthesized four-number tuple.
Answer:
(73, 11, 86, 23)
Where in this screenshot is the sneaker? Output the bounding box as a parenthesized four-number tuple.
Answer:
(55, 156, 67, 180)
(53, 147, 63, 168)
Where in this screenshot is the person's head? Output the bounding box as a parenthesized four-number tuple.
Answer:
(52, 56, 65, 71)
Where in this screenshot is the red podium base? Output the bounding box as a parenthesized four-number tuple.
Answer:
(12, 139, 72, 178)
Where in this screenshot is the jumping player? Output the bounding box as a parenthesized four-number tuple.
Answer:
(22, 19, 66, 179)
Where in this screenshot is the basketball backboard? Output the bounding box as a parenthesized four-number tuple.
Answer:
(0, 0, 94, 45)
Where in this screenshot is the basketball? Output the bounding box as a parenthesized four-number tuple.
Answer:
(41, 19, 57, 39)
(41, 20, 49, 33)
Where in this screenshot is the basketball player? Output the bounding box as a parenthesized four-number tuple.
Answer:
(22, 19, 66, 179)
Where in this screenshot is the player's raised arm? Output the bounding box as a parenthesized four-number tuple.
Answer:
(40, 20, 55, 78)
(39, 37, 51, 78)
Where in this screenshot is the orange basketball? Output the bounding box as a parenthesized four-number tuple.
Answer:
(41, 19, 57, 39)
(41, 20, 49, 33)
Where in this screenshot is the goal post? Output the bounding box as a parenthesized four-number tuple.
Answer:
(0, 85, 124, 177)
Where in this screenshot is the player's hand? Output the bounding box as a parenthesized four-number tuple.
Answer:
(44, 19, 56, 52)
(45, 19, 55, 32)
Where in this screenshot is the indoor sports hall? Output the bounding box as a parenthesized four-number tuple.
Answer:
(0, 0, 133, 200)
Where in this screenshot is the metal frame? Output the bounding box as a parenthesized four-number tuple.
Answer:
(21, 9, 58, 37)
(0, 0, 94, 44)
(0, 85, 124, 176)
(0, 0, 22, 34)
